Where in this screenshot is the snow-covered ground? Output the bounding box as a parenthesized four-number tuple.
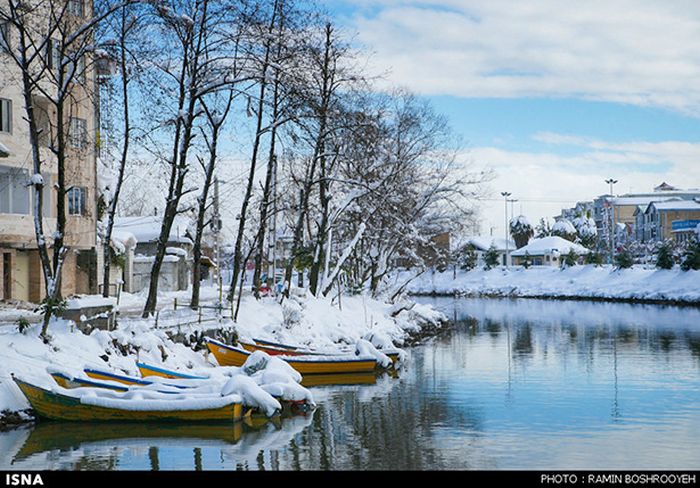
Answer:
(0, 287, 447, 420)
(398, 265, 700, 304)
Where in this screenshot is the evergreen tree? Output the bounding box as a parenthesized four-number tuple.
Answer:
(614, 247, 634, 269)
(585, 251, 604, 266)
(564, 250, 579, 268)
(655, 242, 674, 270)
(460, 246, 478, 271)
(484, 245, 500, 270)
(535, 218, 552, 239)
(522, 251, 532, 269)
(680, 240, 700, 271)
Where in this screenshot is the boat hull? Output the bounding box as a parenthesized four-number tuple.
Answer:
(248, 338, 401, 364)
(14, 377, 243, 422)
(206, 339, 378, 375)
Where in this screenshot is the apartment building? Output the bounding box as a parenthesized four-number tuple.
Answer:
(0, 1, 98, 303)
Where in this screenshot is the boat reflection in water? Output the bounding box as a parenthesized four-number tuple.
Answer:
(6, 409, 316, 470)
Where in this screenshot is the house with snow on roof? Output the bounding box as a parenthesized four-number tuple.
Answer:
(511, 236, 589, 267)
(113, 215, 194, 293)
(462, 236, 516, 267)
(643, 200, 700, 244)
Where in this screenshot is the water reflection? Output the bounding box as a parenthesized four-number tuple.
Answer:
(0, 298, 699, 470)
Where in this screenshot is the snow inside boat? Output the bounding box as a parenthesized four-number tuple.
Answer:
(12, 375, 244, 422)
(246, 337, 403, 364)
(206, 338, 379, 375)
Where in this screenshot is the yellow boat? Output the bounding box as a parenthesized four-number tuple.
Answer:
(13, 376, 243, 422)
(136, 362, 209, 380)
(206, 338, 378, 375)
(245, 337, 402, 364)
(300, 372, 377, 387)
(83, 368, 192, 390)
(50, 372, 130, 393)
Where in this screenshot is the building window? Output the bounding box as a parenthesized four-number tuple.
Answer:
(76, 55, 86, 84)
(0, 166, 30, 215)
(47, 38, 61, 77)
(0, 22, 10, 52)
(69, 117, 87, 149)
(68, 0, 85, 17)
(67, 186, 86, 215)
(0, 99, 11, 134)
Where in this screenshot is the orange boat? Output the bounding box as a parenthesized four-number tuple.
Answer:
(242, 337, 402, 364)
(206, 338, 378, 375)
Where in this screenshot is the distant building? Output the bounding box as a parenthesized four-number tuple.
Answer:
(643, 200, 700, 243)
(592, 183, 700, 249)
(672, 220, 700, 244)
(511, 236, 589, 267)
(113, 216, 193, 293)
(558, 201, 594, 222)
(462, 236, 515, 267)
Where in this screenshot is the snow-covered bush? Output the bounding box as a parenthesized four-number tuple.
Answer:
(552, 219, 577, 242)
(282, 299, 303, 329)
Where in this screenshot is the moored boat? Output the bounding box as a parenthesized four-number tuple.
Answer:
(206, 338, 378, 375)
(83, 368, 191, 390)
(136, 361, 209, 380)
(246, 337, 402, 364)
(50, 372, 130, 393)
(12, 376, 244, 422)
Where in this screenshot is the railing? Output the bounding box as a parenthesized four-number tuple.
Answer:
(147, 298, 232, 330)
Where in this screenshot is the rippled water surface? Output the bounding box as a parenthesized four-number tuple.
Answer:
(1, 298, 699, 470)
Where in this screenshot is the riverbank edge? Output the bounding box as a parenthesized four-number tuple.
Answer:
(410, 290, 700, 308)
(0, 302, 450, 429)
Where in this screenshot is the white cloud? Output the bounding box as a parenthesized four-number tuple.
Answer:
(466, 134, 700, 234)
(349, 0, 700, 115)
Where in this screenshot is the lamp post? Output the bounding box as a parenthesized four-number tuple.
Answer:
(501, 191, 511, 267)
(605, 178, 618, 263)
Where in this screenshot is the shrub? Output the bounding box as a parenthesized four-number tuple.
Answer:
(614, 248, 634, 269)
(680, 241, 700, 271)
(483, 245, 500, 270)
(655, 242, 674, 270)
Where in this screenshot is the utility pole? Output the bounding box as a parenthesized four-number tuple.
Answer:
(605, 178, 618, 264)
(212, 177, 222, 301)
(267, 154, 277, 295)
(501, 191, 512, 267)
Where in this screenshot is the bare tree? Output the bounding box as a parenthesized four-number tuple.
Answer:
(141, 0, 249, 317)
(0, 0, 132, 338)
(189, 87, 234, 308)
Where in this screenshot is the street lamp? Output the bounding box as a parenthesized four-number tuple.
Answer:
(501, 191, 512, 267)
(605, 178, 618, 263)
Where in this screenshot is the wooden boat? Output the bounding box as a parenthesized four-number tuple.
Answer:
(83, 368, 191, 390)
(300, 372, 377, 388)
(12, 376, 243, 422)
(135, 361, 312, 413)
(136, 361, 209, 380)
(50, 372, 130, 393)
(245, 337, 402, 364)
(206, 338, 378, 375)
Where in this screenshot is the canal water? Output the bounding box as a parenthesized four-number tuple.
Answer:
(1, 297, 699, 470)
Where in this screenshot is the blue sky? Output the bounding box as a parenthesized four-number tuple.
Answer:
(324, 0, 700, 237)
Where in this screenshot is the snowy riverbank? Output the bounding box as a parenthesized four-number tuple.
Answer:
(398, 265, 700, 305)
(0, 291, 447, 422)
